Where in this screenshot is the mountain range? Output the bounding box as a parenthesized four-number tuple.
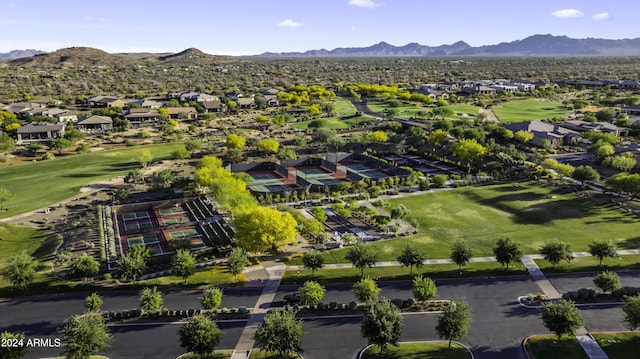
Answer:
(258, 34, 640, 57)
(4, 35, 640, 63)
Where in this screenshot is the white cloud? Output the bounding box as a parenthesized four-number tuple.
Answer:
(349, 0, 384, 8)
(277, 19, 302, 28)
(592, 12, 610, 20)
(551, 9, 584, 18)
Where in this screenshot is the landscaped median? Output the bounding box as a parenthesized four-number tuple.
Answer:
(102, 306, 251, 324)
(358, 341, 473, 359)
(280, 299, 452, 318)
(281, 261, 527, 285)
(524, 332, 640, 359)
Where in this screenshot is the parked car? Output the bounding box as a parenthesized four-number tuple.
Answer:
(283, 292, 300, 304)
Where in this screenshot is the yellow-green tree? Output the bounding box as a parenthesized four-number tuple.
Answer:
(428, 129, 449, 147)
(514, 130, 534, 143)
(256, 139, 280, 154)
(234, 206, 298, 253)
(451, 138, 487, 173)
(226, 134, 247, 149)
(367, 131, 388, 143)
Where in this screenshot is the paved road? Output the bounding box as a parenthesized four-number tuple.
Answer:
(3, 273, 636, 359)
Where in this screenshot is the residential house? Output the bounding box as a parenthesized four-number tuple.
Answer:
(126, 99, 165, 109)
(491, 85, 518, 94)
(236, 97, 256, 109)
(201, 101, 227, 113)
(55, 110, 80, 123)
(17, 122, 66, 144)
(576, 80, 604, 89)
(124, 108, 160, 126)
(167, 107, 198, 120)
(27, 107, 67, 119)
(620, 105, 640, 116)
(76, 115, 113, 133)
(561, 120, 629, 137)
(224, 91, 243, 100)
(461, 85, 496, 95)
(3, 102, 46, 117)
(87, 95, 126, 108)
(263, 95, 280, 107)
(262, 88, 280, 95)
(619, 81, 640, 90)
(504, 120, 583, 147)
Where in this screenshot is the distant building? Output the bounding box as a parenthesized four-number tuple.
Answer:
(76, 115, 113, 133)
(17, 122, 66, 144)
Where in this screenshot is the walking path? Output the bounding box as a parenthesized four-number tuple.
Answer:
(231, 264, 286, 359)
(520, 255, 609, 359)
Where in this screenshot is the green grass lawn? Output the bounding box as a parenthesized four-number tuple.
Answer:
(290, 116, 372, 129)
(249, 350, 298, 359)
(281, 261, 526, 285)
(332, 97, 358, 116)
(361, 341, 471, 359)
(592, 332, 640, 359)
(0, 143, 177, 218)
(177, 350, 232, 359)
(524, 335, 588, 359)
(0, 223, 45, 265)
(305, 181, 639, 264)
(366, 100, 479, 120)
(536, 255, 640, 274)
(492, 99, 568, 123)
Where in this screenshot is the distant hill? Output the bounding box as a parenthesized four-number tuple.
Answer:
(0, 49, 45, 59)
(7, 47, 230, 67)
(9, 47, 135, 67)
(258, 34, 640, 57)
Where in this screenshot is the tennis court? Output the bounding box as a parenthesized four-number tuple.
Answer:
(166, 228, 206, 250)
(246, 171, 298, 193)
(126, 234, 164, 255)
(341, 161, 392, 180)
(296, 167, 346, 186)
(158, 207, 186, 216)
(122, 211, 151, 220)
(123, 218, 154, 232)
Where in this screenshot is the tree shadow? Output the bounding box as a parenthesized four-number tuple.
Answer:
(471, 344, 527, 359)
(618, 236, 640, 250)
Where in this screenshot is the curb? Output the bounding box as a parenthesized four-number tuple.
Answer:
(356, 340, 475, 359)
(517, 295, 624, 309)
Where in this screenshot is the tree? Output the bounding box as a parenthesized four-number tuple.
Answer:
(596, 143, 616, 159)
(117, 245, 150, 282)
(171, 146, 191, 159)
(493, 237, 522, 270)
(390, 204, 409, 219)
(0, 132, 15, 153)
(60, 313, 112, 359)
(234, 206, 298, 253)
(256, 138, 280, 154)
(200, 287, 223, 310)
(226, 133, 246, 149)
(432, 174, 447, 188)
(541, 300, 584, 340)
(367, 131, 388, 143)
(606, 172, 640, 199)
(68, 254, 100, 280)
(346, 243, 379, 276)
(397, 244, 426, 274)
(428, 129, 449, 148)
(140, 286, 163, 314)
(622, 296, 640, 331)
(172, 249, 196, 283)
(1, 252, 36, 290)
(451, 138, 487, 173)
(540, 241, 573, 267)
(298, 280, 326, 305)
(50, 138, 73, 154)
(302, 251, 324, 277)
(352, 276, 381, 303)
(311, 206, 327, 222)
(514, 130, 534, 143)
(435, 300, 472, 348)
(593, 271, 621, 294)
(595, 108, 616, 122)
(450, 240, 472, 270)
(0, 187, 14, 212)
(227, 247, 249, 282)
(0, 331, 26, 359)
(254, 311, 303, 357)
(178, 314, 223, 357)
(413, 275, 437, 301)
(360, 298, 404, 352)
(572, 165, 600, 186)
(588, 241, 617, 266)
(137, 149, 153, 168)
(85, 293, 103, 312)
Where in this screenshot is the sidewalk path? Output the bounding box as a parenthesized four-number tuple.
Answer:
(520, 255, 609, 359)
(231, 264, 286, 359)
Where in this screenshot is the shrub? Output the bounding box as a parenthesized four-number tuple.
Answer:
(577, 288, 596, 300)
(391, 298, 404, 308)
(348, 301, 358, 310)
(329, 302, 338, 309)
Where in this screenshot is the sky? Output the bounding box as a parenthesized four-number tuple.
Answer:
(0, 0, 637, 55)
